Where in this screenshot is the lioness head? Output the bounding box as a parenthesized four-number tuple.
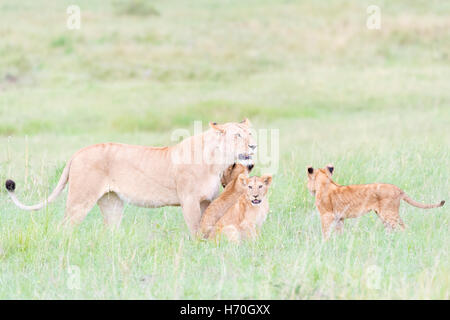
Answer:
(238, 174, 272, 206)
(306, 164, 334, 196)
(221, 163, 254, 188)
(209, 118, 256, 164)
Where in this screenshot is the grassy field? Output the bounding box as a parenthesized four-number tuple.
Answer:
(0, 0, 449, 299)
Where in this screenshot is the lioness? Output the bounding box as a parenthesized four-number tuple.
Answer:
(209, 174, 272, 242)
(199, 163, 254, 239)
(307, 165, 445, 239)
(5, 119, 256, 236)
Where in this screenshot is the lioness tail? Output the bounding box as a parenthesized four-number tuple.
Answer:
(5, 160, 71, 211)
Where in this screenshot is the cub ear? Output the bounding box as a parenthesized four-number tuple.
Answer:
(240, 118, 251, 127)
(307, 166, 314, 174)
(262, 174, 272, 186)
(238, 174, 248, 186)
(326, 164, 334, 175)
(209, 122, 225, 133)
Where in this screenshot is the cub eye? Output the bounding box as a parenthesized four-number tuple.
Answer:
(259, 185, 263, 189)
(248, 186, 252, 189)
(235, 133, 242, 138)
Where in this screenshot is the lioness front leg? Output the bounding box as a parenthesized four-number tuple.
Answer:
(180, 197, 202, 237)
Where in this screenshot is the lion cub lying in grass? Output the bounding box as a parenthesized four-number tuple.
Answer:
(307, 164, 445, 239)
(209, 173, 272, 243)
(199, 163, 253, 238)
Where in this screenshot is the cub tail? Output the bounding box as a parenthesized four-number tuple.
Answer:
(401, 193, 445, 209)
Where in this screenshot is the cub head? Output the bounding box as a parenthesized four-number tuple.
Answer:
(209, 118, 256, 164)
(306, 164, 334, 196)
(221, 163, 254, 188)
(238, 174, 272, 206)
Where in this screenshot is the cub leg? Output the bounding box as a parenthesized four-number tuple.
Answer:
(98, 192, 124, 228)
(334, 218, 344, 234)
(320, 213, 335, 240)
(377, 199, 405, 231)
(377, 210, 405, 231)
(222, 225, 241, 243)
(240, 220, 257, 240)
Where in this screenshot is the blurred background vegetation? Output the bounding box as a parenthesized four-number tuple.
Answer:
(1, 0, 449, 135)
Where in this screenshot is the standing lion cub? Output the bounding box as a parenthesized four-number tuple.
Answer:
(307, 164, 445, 239)
(209, 174, 273, 243)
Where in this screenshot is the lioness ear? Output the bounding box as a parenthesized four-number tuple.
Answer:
(240, 118, 251, 127)
(262, 174, 272, 186)
(238, 174, 248, 186)
(209, 122, 225, 133)
(307, 166, 314, 175)
(326, 164, 334, 175)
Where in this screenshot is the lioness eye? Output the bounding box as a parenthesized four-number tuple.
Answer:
(259, 185, 263, 189)
(249, 186, 252, 189)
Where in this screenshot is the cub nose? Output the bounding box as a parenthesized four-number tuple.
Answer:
(252, 195, 258, 199)
(249, 144, 257, 150)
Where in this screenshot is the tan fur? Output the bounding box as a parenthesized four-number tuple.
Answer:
(210, 174, 272, 243)
(199, 163, 252, 238)
(5, 119, 256, 236)
(307, 165, 445, 239)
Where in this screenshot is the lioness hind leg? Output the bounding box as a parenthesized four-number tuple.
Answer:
(62, 192, 102, 227)
(98, 192, 124, 228)
(61, 177, 105, 227)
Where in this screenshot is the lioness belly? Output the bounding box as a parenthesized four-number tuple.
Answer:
(116, 192, 179, 208)
(109, 167, 179, 208)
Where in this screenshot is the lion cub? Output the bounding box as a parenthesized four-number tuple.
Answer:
(199, 163, 253, 239)
(209, 174, 272, 243)
(307, 164, 445, 239)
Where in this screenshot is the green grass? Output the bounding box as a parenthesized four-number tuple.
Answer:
(0, 0, 449, 299)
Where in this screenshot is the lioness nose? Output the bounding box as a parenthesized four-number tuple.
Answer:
(249, 144, 257, 150)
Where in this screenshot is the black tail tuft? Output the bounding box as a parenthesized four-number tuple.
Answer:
(5, 179, 16, 192)
(440, 200, 445, 206)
